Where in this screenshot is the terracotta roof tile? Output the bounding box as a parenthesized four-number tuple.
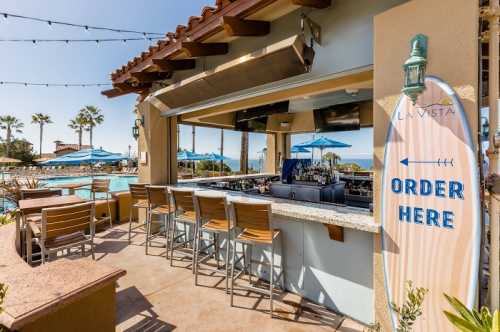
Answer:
(110, 0, 274, 80)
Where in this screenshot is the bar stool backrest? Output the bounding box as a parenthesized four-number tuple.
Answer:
(193, 195, 229, 227)
(171, 189, 195, 214)
(146, 186, 169, 208)
(231, 202, 272, 231)
(41, 202, 95, 242)
(129, 183, 148, 201)
(21, 189, 62, 200)
(91, 179, 110, 193)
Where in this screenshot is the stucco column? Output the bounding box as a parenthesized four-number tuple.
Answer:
(373, 0, 478, 329)
(264, 132, 290, 174)
(137, 101, 177, 185)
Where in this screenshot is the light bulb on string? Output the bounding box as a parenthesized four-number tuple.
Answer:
(47, 20, 52, 29)
(2, 13, 7, 20)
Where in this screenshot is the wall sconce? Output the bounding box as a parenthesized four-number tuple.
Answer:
(402, 34, 428, 105)
(132, 114, 144, 140)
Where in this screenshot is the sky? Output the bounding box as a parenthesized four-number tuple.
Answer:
(0, 0, 372, 160)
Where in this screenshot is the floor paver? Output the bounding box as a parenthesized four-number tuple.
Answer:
(90, 224, 367, 332)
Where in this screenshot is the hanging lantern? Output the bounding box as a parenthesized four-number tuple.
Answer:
(132, 115, 144, 140)
(402, 34, 428, 105)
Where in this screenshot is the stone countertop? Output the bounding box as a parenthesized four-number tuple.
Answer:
(179, 173, 277, 184)
(177, 186, 379, 234)
(0, 223, 126, 330)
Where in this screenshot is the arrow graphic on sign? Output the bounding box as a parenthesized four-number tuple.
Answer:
(400, 157, 454, 167)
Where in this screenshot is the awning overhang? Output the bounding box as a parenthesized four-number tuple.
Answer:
(151, 35, 314, 110)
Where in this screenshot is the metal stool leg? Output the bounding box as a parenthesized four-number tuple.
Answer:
(225, 234, 231, 294)
(230, 239, 237, 307)
(128, 206, 133, 243)
(169, 219, 176, 266)
(270, 241, 275, 318)
(145, 210, 151, 255)
(164, 214, 169, 259)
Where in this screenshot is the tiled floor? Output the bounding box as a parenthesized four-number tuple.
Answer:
(91, 224, 367, 332)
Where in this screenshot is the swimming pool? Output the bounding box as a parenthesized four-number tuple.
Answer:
(41, 175, 138, 199)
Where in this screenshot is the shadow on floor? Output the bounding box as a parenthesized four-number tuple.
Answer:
(117, 286, 177, 332)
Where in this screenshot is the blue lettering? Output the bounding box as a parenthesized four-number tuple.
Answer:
(449, 181, 464, 200)
(443, 211, 454, 228)
(414, 207, 423, 224)
(399, 205, 411, 223)
(391, 178, 403, 194)
(405, 179, 417, 195)
(435, 180, 446, 197)
(419, 179, 432, 196)
(426, 209, 440, 227)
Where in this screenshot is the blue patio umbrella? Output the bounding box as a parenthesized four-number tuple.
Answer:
(290, 146, 311, 153)
(202, 153, 227, 161)
(42, 148, 127, 166)
(201, 153, 228, 174)
(177, 151, 205, 161)
(295, 136, 351, 162)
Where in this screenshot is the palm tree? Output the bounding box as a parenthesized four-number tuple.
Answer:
(240, 131, 249, 174)
(81, 106, 104, 148)
(68, 113, 87, 149)
(31, 113, 52, 158)
(0, 116, 24, 157)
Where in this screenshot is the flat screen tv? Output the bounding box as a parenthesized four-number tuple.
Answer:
(313, 102, 361, 132)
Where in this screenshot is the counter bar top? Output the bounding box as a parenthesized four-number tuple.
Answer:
(179, 172, 276, 184)
(177, 185, 379, 234)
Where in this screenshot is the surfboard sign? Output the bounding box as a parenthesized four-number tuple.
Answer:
(381, 76, 480, 331)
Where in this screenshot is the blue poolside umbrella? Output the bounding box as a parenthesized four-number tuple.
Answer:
(42, 148, 127, 166)
(295, 136, 351, 162)
(202, 153, 227, 161)
(290, 145, 311, 158)
(201, 153, 227, 174)
(177, 151, 205, 161)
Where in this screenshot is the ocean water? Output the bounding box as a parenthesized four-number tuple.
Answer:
(224, 158, 373, 172)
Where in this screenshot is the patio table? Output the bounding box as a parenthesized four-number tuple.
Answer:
(47, 182, 92, 195)
(17, 195, 86, 262)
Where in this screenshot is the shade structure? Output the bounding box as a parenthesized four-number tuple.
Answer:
(0, 157, 21, 163)
(295, 136, 352, 149)
(41, 149, 127, 166)
(177, 151, 206, 161)
(202, 153, 227, 161)
(295, 136, 351, 162)
(290, 146, 311, 153)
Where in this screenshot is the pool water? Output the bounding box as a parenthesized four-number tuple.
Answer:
(41, 175, 138, 200)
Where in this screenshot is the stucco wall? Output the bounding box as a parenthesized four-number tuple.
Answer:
(154, 0, 407, 100)
(373, 0, 478, 329)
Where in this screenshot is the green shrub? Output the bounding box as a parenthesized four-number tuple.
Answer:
(443, 294, 499, 332)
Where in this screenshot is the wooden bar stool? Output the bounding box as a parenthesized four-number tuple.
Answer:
(145, 185, 171, 257)
(193, 193, 232, 293)
(229, 201, 285, 318)
(87, 179, 113, 228)
(169, 188, 197, 271)
(128, 183, 149, 243)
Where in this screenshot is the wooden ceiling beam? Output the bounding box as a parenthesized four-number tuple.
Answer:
(102, 82, 151, 98)
(181, 42, 229, 57)
(152, 59, 196, 72)
(291, 0, 331, 9)
(101, 88, 133, 98)
(222, 16, 270, 37)
(130, 71, 171, 83)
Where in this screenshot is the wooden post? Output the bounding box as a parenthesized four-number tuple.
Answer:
(489, 0, 500, 311)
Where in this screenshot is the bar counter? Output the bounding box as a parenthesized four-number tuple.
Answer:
(176, 175, 379, 324)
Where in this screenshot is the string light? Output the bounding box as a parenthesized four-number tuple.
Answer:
(0, 37, 161, 44)
(0, 11, 165, 36)
(0, 81, 112, 87)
